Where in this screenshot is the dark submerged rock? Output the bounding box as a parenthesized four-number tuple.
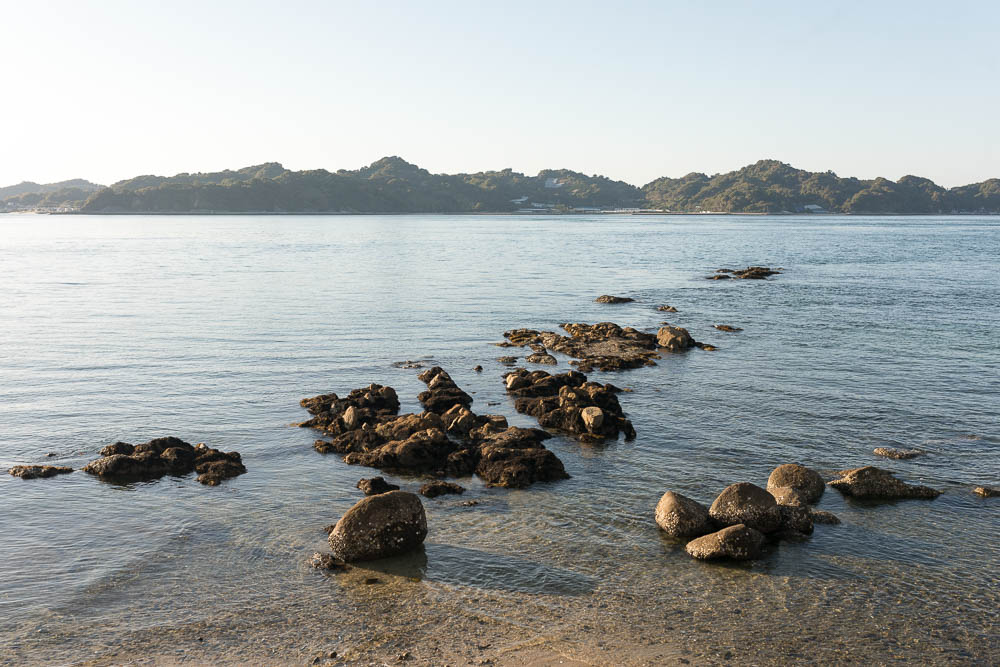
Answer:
(594, 295, 634, 303)
(810, 509, 841, 525)
(828, 466, 941, 500)
(766, 463, 825, 504)
(654, 492, 714, 538)
(709, 482, 782, 534)
(873, 447, 923, 460)
(776, 504, 814, 536)
(328, 490, 427, 562)
(8, 465, 73, 480)
(713, 324, 743, 332)
(419, 481, 465, 498)
(357, 476, 400, 496)
(685, 524, 766, 561)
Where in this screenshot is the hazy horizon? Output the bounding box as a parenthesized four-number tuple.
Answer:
(3, 0, 998, 188)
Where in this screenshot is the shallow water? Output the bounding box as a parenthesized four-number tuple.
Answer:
(1, 214, 998, 665)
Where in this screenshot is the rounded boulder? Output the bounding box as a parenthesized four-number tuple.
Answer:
(655, 491, 713, 538)
(709, 482, 782, 533)
(766, 464, 825, 504)
(328, 490, 427, 562)
(685, 524, 766, 561)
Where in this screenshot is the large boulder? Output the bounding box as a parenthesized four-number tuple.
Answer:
(654, 492, 713, 538)
(328, 490, 427, 562)
(766, 464, 825, 504)
(709, 482, 782, 533)
(656, 326, 696, 352)
(685, 524, 766, 561)
(768, 485, 808, 507)
(828, 466, 940, 500)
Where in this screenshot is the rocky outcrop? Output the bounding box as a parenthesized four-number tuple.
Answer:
(328, 490, 427, 562)
(419, 481, 465, 498)
(708, 266, 782, 280)
(656, 326, 696, 352)
(595, 295, 634, 303)
(974, 486, 999, 498)
(502, 368, 635, 442)
(503, 323, 663, 372)
(82, 437, 246, 486)
(302, 374, 568, 489)
(357, 477, 399, 496)
(873, 447, 923, 460)
(766, 464, 825, 504)
(827, 466, 940, 500)
(417, 367, 473, 414)
(709, 482, 782, 533)
(8, 465, 72, 480)
(713, 324, 743, 332)
(685, 524, 766, 561)
(654, 492, 714, 538)
(298, 384, 400, 435)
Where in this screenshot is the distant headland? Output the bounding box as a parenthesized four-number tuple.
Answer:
(2, 158, 998, 215)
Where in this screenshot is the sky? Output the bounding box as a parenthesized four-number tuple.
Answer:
(1, 0, 998, 188)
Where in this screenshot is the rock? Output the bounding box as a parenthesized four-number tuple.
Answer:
(82, 438, 245, 485)
(696, 343, 718, 351)
(299, 384, 400, 434)
(656, 326, 696, 352)
(769, 485, 808, 507)
(873, 447, 923, 460)
(503, 368, 635, 442)
(766, 464, 825, 504)
(391, 360, 427, 369)
(357, 477, 400, 496)
(580, 406, 604, 432)
(657, 305, 678, 312)
(503, 322, 662, 372)
(709, 482, 782, 533)
(526, 352, 558, 365)
(328, 490, 427, 562)
(473, 365, 483, 372)
(713, 324, 743, 332)
(828, 466, 941, 500)
(417, 367, 473, 414)
(974, 486, 999, 498)
(707, 274, 731, 280)
(685, 524, 766, 561)
(310, 552, 350, 571)
(8, 465, 73, 480)
(475, 444, 568, 488)
(654, 492, 714, 538)
(809, 509, 841, 525)
(342, 405, 361, 430)
(497, 356, 518, 365)
(595, 295, 634, 304)
(99, 441, 134, 456)
(419, 481, 465, 498)
(777, 504, 814, 536)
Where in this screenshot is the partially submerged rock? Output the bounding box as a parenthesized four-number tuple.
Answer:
(828, 466, 940, 500)
(526, 351, 557, 365)
(776, 504, 814, 537)
(873, 447, 923, 460)
(709, 482, 782, 534)
(328, 491, 427, 562)
(8, 465, 73, 480)
(656, 326, 696, 352)
(502, 368, 635, 442)
(713, 324, 743, 332)
(810, 509, 841, 525)
(302, 372, 568, 489)
(655, 492, 713, 538)
(419, 481, 465, 498)
(357, 477, 400, 496)
(974, 486, 999, 498)
(594, 295, 634, 304)
(310, 552, 350, 571)
(82, 437, 246, 486)
(708, 266, 782, 280)
(657, 305, 678, 312)
(766, 464, 825, 504)
(685, 524, 765, 561)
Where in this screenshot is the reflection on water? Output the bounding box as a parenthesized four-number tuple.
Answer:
(1, 214, 998, 664)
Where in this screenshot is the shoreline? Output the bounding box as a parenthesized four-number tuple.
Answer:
(3, 210, 999, 217)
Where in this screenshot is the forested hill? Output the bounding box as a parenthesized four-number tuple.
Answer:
(0, 179, 103, 210)
(79, 158, 644, 213)
(6, 158, 998, 214)
(641, 160, 1000, 214)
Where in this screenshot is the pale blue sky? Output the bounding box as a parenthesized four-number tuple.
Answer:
(2, 0, 998, 187)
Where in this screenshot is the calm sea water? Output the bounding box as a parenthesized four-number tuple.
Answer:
(1, 214, 998, 665)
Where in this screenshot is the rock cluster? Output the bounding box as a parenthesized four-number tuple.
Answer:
(594, 295, 634, 303)
(827, 466, 940, 500)
(82, 437, 246, 486)
(8, 465, 73, 480)
(501, 322, 709, 373)
(707, 266, 782, 280)
(502, 368, 635, 443)
(656, 463, 836, 562)
(302, 369, 569, 489)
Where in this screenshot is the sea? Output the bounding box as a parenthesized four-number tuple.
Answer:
(1, 214, 998, 665)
